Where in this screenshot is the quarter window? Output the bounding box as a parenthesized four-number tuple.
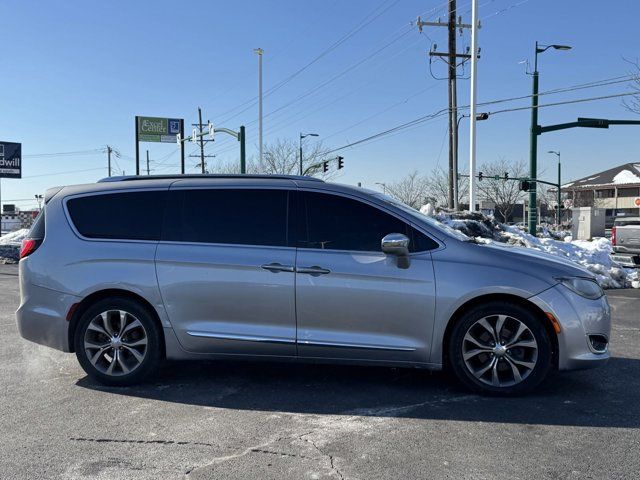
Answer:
(163, 189, 289, 247)
(67, 191, 166, 240)
(300, 191, 436, 252)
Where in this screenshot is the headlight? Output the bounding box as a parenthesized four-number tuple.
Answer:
(555, 276, 604, 300)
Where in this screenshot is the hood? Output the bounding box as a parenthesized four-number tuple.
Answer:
(476, 241, 594, 279)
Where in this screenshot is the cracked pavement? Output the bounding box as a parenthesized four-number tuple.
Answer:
(1, 263, 639, 479)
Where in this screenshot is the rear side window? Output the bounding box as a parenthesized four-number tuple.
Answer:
(163, 189, 289, 247)
(300, 191, 437, 252)
(28, 208, 45, 239)
(67, 191, 166, 240)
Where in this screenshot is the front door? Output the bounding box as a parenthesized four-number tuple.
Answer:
(156, 187, 296, 356)
(295, 190, 437, 364)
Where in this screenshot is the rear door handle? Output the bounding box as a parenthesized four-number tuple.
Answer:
(261, 263, 295, 273)
(297, 265, 331, 276)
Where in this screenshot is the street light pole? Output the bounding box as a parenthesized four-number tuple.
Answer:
(254, 48, 264, 171)
(299, 132, 319, 176)
(468, 0, 479, 212)
(548, 150, 561, 225)
(528, 42, 571, 234)
(375, 182, 387, 194)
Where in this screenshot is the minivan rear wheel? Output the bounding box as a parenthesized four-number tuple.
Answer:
(448, 301, 552, 395)
(74, 297, 162, 386)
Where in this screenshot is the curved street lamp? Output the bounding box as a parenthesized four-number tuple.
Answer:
(299, 132, 319, 176)
(528, 41, 572, 233)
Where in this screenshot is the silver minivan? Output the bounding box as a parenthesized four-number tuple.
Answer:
(17, 175, 611, 395)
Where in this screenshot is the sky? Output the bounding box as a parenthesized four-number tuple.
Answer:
(1, 0, 640, 211)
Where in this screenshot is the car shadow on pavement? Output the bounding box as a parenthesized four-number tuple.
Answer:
(77, 356, 639, 429)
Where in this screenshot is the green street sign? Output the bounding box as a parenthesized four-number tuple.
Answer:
(137, 116, 182, 143)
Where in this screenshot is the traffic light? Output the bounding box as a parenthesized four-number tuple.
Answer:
(337, 156, 344, 169)
(504, 172, 509, 181)
(519, 180, 530, 191)
(478, 171, 483, 181)
(322, 161, 329, 173)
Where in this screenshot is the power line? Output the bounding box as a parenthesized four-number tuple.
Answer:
(323, 91, 637, 155)
(210, 0, 401, 122)
(487, 91, 637, 115)
(23, 167, 105, 179)
(23, 148, 104, 158)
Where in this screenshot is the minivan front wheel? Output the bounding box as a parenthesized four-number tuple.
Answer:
(449, 301, 552, 395)
(74, 298, 162, 386)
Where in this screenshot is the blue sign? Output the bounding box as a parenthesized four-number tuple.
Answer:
(168, 119, 181, 135)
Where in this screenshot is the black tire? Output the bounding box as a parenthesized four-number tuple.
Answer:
(448, 301, 552, 396)
(74, 297, 162, 386)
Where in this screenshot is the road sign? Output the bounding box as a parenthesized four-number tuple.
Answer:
(137, 116, 182, 143)
(0, 142, 22, 178)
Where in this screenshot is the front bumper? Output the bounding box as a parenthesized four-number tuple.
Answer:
(16, 271, 80, 352)
(529, 284, 611, 371)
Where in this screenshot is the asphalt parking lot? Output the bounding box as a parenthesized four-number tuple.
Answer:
(1, 264, 639, 480)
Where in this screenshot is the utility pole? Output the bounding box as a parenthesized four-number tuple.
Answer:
(190, 107, 216, 173)
(146, 150, 151, 175)
(468, 0, 479, 211)
(198, 107, 205, 173)
(448, 0, 458, 210)
(417, 2, 475, 210)
(106, 145, 112, 177)
(254, 48, 264, 171)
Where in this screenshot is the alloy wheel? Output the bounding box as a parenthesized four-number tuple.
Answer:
(83, 310, 148, 376)
(461, 314, 538, 387)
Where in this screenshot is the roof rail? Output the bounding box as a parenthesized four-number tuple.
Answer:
(97, 174, 324, 183)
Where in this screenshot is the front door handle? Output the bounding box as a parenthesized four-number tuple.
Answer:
(297, 265, 331, 276)
(261, 263, 295, 273)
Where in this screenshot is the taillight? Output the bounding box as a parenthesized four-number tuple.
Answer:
(611, 226, 617, 246)
(20, 239, 41, 259)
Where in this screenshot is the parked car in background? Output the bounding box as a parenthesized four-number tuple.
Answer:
(611, 216, 640, 267)
(16, 175, 611, 395)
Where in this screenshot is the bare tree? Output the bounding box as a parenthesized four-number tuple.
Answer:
(385, 167, 470, 210)
(208, 138, 336, 178)
(386, 171, 430, 209)
(424, 166, 469, 208)
(261, 138, 335, 178)
(477, 157, 527, 222)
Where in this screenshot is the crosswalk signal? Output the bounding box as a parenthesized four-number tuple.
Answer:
(519, 180, 530, 191)
(322, 161, 329, 173)
(337, 156, 344, 169)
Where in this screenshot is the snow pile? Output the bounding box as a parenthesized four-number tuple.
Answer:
(0, 229, 29, 246)
(613, 169, 640, 185)
(0, 228, 29, 264)
(428, 210, 638, 289)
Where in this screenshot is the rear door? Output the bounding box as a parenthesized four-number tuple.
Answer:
(155, 187, 297, 356)
(294, 190, 438, 364)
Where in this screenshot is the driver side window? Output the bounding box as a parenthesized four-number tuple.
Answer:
(299, 191, 437, 252)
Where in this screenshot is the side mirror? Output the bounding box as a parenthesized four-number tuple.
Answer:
(381, 233, 410, 269)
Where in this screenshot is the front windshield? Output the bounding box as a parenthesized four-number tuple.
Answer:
(373, 193, 471, 242)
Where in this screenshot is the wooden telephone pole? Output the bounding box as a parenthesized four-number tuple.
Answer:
(418, 1, 477, 210)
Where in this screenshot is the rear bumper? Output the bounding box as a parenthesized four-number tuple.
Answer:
(529, 284, 611, 371)
(16, 266, 80, 352)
